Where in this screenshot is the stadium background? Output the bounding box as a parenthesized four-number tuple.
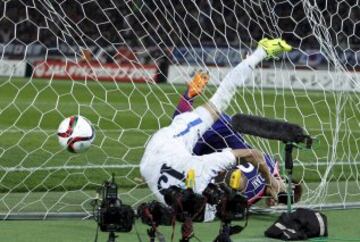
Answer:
(0, 0, 360, 241)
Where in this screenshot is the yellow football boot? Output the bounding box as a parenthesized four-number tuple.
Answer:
(258, 38, 292, 59)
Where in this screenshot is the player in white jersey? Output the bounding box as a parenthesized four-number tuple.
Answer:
(140, 38, 292, 209)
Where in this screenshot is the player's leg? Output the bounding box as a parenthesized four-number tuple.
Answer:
(206, 38, 292, 117)
(170, 38, 292, 152)
(172, 71, 209, 118)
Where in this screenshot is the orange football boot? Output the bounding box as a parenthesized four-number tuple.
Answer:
(187, 70, 210, 98)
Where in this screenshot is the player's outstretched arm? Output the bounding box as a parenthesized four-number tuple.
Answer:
(173, 71, 209, 118)
(231, 148, 279, 200)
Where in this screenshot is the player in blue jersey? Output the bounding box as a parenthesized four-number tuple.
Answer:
(173, 71, 302, 207)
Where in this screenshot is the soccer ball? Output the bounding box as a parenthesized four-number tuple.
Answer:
(57, 115, 95, 153)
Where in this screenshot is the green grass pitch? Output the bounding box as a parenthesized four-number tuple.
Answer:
(1, 210, 360, 241)
(0, 77, 360, 241)
(0, 77, 360, 203)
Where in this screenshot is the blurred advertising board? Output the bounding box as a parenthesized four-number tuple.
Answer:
(33, 60, 158, 83)
(0, 43, 164, 65)
(0, 60, 27, 77)
(168, 64, 360, 92)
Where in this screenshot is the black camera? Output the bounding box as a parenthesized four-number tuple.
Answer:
(203, 183, 249, 242)
(203, 183, 248, 222)
(163, 186, 206, 222)
(161, 186, 208, 242)
(93, 174, 135, 241)
(137, 200, 175, 242)
(137, 200, 174, 226)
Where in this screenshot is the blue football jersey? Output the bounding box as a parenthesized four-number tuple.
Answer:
(238, 153, 279, 205)
(193, 113, 279, 204)
(193, 114, 250, 154)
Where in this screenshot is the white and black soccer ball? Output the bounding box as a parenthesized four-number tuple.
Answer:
(57, 115, 95, 153)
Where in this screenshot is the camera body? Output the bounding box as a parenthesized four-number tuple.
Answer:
(162, 183, 248, 223)
(203, 183, 248, 222)
(163, 186, 206, 222)
(137, 200, 174, 226)
(95, 175, 135, 233)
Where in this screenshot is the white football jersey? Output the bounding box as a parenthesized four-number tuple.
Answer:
(140, 108, 236, 205)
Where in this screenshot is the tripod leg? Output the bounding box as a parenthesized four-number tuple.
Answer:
(107, 232, 117, 242)
(285, 143, 294, 213)
(214, 223, 232, 242)
(147, 227, 156, 242)
(180, 216, 194, 242)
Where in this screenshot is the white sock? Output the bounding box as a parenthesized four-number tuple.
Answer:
(209, 47, 266, 113)
(245, 47, 267, 69)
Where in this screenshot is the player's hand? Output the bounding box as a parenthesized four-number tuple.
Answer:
(187, 70, 209, 98)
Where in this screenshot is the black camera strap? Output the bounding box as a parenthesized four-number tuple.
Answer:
(229, 204, 249, 236)
(233, 207, 249, 235)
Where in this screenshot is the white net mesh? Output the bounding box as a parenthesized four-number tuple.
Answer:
(0, 0, 359, 219)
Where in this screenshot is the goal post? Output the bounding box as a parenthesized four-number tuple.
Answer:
(0, 0, 360, 219)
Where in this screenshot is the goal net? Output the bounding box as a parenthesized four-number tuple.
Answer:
(0, 0, 359, 219)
